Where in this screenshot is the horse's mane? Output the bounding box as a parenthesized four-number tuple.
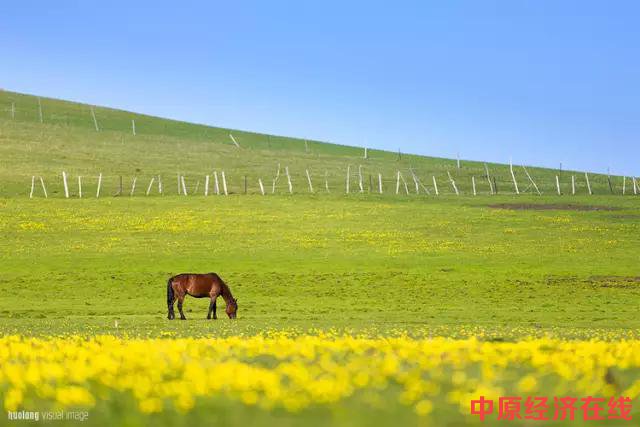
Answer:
(210, 272, 236, 305)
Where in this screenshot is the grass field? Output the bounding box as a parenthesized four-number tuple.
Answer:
(1, 90, 639, 426)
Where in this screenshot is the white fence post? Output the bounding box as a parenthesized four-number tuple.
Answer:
(78, 176, 83, 198)
(130, 177, 137, 196)
(37, 97, 43, 123)
(229, 134, 240, 148)
(146, 177, 156, 196)
(510, 158, 519, 194)
(395, 171, 400, 195)
(30, 176, 35, 198)
(447, 171, 459, 195)
(432, 176, 439, 196)
(259, 178, 265, 195)
(400, 172, 409, 195)
(214, 171, 220, 195)
(132, 119, 136, 136)
(204, 175, 210, 196)
(346, 165, 350, 194)
(90, 107, 99, 131)
(181, 176, 188, 195)
(96, 173, 102, 198)
(378, 173, 383, 194)
(285, 167, 293, 193)
(325, 171, 330, 193)
(358, 165, 364, 192)
(633, 177, 638, 195)
(221, 171, 228, 195)
(158, 175, 163, 195)
(39, 177, 48, 198)
(571, 175, 576, 195)
(62, 171, 69, 198)
(585, 172, 592, 195)
(522, 166, 541, 195)
(10, 102, 15, 119)
(555, 175, 561, 195)
(484, 163, 494, 195)
(622, 176, 626, 195)
(472, 176, 476, 196)
(305, 169, 313, 193)
(363, 147, 368, 159)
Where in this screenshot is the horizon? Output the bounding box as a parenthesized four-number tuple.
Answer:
(2, 1, 638, 176)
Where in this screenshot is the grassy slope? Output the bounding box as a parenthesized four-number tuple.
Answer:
(0, 89, 625, 198)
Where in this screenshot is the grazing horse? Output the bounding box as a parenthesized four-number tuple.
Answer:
(167, 273, 238, 320)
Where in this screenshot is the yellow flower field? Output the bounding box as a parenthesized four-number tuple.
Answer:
(1, 334, 639, 424)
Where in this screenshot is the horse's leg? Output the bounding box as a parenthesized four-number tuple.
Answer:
(207, 293, 218, 320)
(177, 293, 187, 320)
(168, 296, 176, 320)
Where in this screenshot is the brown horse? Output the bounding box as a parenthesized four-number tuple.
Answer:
(167, 273, 238, 320)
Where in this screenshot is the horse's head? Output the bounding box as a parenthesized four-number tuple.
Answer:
(226, 298, 238, 319)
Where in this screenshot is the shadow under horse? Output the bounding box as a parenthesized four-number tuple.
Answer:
(167, 273, 238, 320)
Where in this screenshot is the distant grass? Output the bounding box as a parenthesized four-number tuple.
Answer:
(1, 194, 638, 337)
(0, 89, 628, 198)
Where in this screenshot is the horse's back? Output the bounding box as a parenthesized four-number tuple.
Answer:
(170, 273, 222, 297)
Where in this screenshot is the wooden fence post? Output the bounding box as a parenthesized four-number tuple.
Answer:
(358, 165, 364, 192)
(378, 173, 383, 194)
(229, 134, 240, 148)
(158, 175, 163, 195)
(363, 147, 368, 159)
(522, 166, 541, 195)
(78, 176, 83, 198)
(39, 177, 48, 198)
(90, 107, 100, 131)
(204, 175, 209, 196)
(633, 177, 638, 195)
(432, 176, 439, 196)
(400, 172, 409, 195)
(510, 158, 519, 194)
(555, 176, 561, 195)
(285, 167, 293, 193)
(181, 176, 188, 195)
(30, 176, 35, 198)
(37, 97, 43, 123)
(484, 164, 494, 195)
(146, 177, 156, 196)
(221, 171, 228, 195)
(571, 175, 576, 195)
(622, 176, 626, 195)
(346, 165, 350, 194)
(305, 169, 313, 193)
(214, 172, 220, 195)
(325, 171, 330, 193)
(130, 177, 137, 196)
(96, 173, 102, 198)
(131, 119, 136, 136)
(62, 171, 69, 198)
(472, 176, 476, 196)
(395, 171, 400, 195)
(585, 172, 592, 195)
(447, 171, 459, 195)
(259, 178, 265, 195)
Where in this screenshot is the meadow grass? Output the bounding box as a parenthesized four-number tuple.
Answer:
(1, 194, 638, 336)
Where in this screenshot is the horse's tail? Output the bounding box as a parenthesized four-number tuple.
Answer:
(167, 277, 175, 310)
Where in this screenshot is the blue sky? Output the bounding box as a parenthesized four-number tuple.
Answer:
(2, 1, 638, 175)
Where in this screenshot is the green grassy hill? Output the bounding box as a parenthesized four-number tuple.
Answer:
(0, 89, 629, 198)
